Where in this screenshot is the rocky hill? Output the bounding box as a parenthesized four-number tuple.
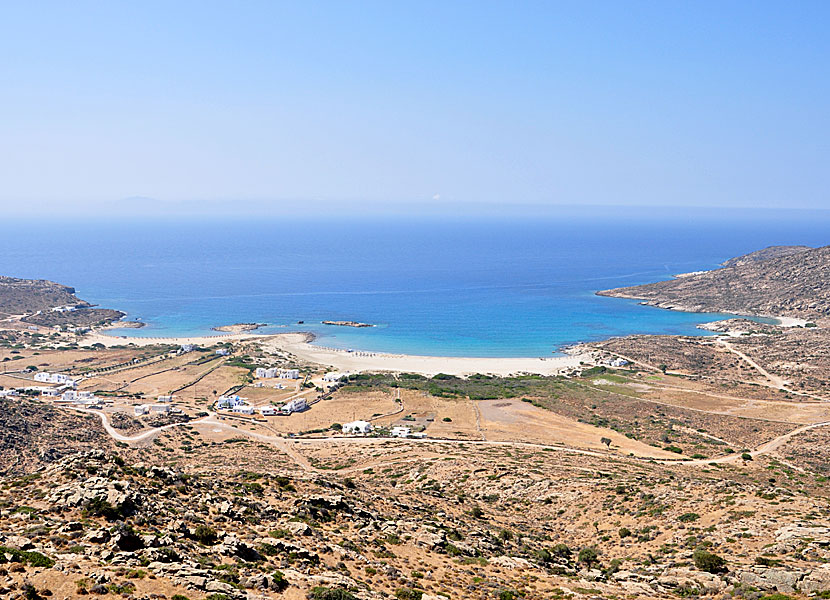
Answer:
(0, 275, 124, 326)
(720, 245, 811, 268)
(0, 399, 116, 476)
(598, 244, 830, 319)
(0, 276, 89, 317)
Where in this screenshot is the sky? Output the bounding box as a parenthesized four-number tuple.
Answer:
(1, 1, 828, 216)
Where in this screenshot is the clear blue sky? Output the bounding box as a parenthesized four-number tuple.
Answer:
(1, 1, 828, 215)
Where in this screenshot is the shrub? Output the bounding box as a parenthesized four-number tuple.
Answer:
(693, 548, 726, 573)
(678, 513, 700, 523)
(272, 571, 289, 592)
(577, 547, 599, 566)
(395, 588, 423, 600)
(618, 527, 631, 538)
(309, 587, 358, 600)
(741, 453, 753, 461)
(0, 546, 55, 568)
(193, 524, 218, 545)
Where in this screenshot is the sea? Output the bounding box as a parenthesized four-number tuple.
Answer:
(2, 206, 828, 357)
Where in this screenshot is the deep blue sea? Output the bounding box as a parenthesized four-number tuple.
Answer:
(1, 207, 828, 357)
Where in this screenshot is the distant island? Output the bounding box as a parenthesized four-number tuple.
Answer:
(321, 320, 374, 328)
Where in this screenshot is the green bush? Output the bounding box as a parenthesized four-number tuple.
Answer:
(0, 546, 55, 568)
(193, 524, 218, 545)
(577, 547, 599, 566)
(309, 587, 357, 600)
(618, 527, 631, 538)
(693, 548, 726, 573)
(395, 588, 423, 600)
(678, 512, 700, 523)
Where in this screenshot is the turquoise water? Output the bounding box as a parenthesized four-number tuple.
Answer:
(0, 208, 827, 357)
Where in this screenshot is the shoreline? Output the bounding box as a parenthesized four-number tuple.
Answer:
(81, 329, 590, 376)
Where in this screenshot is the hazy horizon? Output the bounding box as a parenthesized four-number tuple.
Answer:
(2, 1, 829, 215)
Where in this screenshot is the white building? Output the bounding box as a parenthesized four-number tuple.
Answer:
(215, 348, 230, 356)
(150, 404, 171, 414)
(390, 426, 412, 438)
(323, 372, 348, 382)
(217, 395, 246, 409)
(59, 390, 78, 403)
(41, 388, 60, 397)
(34, 372, 74, 385)
(280, 397, 308, 415)
(51, 305, 77, 313)
(258, 405, 278, 416)
(255, 367, 280, 379)
(232, 404, 255, 415)
(0, 390, 18, 398)
(279, 369, 300, 379)
(180, 344, 195, 353)
(134, 404, 150, 416)
(157, 395, 173, 403)
(342, 420, 373, 434)
(608, 358, 630, 367)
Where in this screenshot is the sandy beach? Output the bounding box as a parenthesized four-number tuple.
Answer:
(82, 331, 265, 347)
(82, 330, 590, 376)
(260, 333, 588, 376)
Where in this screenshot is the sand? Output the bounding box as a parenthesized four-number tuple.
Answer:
(82, 330, 590, 376)
(82, 331, 264, 347)
(261, 333, 587, 376)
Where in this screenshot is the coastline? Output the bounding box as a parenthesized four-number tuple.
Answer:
(81, 329, 590, 376)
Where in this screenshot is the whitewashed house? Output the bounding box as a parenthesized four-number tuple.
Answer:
(255, 367, 279, 379)
(323, 372, 348, 382)
(150, 404, 171, 414)
(342, 420, 373, 434)
(279, 369, 300, 379)
(180, 344, 195, 353)
(59, 390, 78, 403)
(34, 372, 74, 385)
(215, 348, 230, 356)
(134, 404, 150, 416)
(390, 426, 412, 438)
(232, 404, 255, 415)
(280, 398, 308, 415)
(258, 405, 277, 416)
(157, 395, 173, 403)
(217, 395, 246, 409)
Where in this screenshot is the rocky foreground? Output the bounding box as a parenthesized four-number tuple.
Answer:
(4, 440, 830, 600)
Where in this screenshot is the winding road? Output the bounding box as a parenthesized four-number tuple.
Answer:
(73, 405, 830, 473)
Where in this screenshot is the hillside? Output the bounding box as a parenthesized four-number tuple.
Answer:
(0, 398, 116, 476)
(720, 245, 812, 268)
(0, 275, 125, 326)
(598, 244, 830, 319)
(0, 276, 89, 316)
